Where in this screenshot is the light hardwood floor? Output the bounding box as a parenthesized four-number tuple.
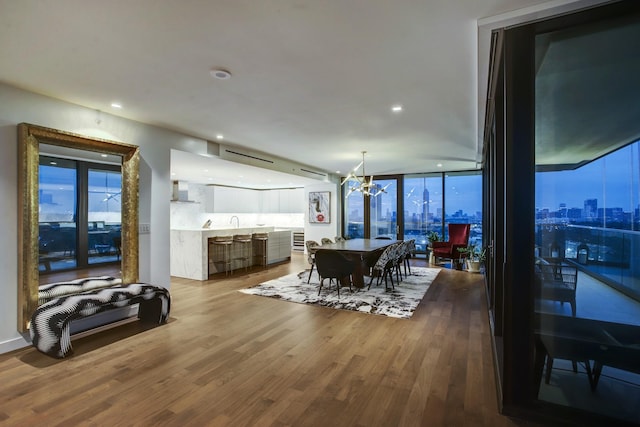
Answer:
(1, 253, 539, 426)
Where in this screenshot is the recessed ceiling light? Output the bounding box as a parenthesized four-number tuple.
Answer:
(111, 102, 122, 109)
(101, 154, 108, 158)
(391, 104, 403, 113)
(216, 134, 224, 140)
(210, 68, 232, 80)
(437, 163, 443, 168)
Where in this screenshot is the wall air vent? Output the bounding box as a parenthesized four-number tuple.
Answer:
(218, 144, 330, 183)
(299, 168, 327, 177)
(224, 149, 274, 164)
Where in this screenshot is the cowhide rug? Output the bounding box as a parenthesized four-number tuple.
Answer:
(239, 266, 440, 319)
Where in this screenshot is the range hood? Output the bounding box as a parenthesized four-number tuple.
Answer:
(171, 180, 197, 203)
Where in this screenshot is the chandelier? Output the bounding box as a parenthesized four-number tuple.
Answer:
(341, 151, 389, 197)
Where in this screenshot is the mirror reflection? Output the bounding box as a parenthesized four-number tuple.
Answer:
(38, 145, 123, 274)
(18, 123, 140, 332)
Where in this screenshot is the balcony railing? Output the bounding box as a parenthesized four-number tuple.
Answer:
(536, 223, 640, 302)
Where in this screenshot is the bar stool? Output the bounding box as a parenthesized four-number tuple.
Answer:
(233, 234, 252, 273)
(252, 232, 269, 268)
(211, 235, 233, 275)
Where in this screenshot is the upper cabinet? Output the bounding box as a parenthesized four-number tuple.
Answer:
(204, 186, 303, 213)
(207, 186, 259, 213)
(279, 188, 304, 213)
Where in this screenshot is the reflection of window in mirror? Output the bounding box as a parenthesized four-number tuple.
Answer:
(39, 144, 123, 280)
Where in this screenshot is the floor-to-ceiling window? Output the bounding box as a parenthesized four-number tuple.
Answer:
(369, 177, 399, 239)
(533, 9, 640, 423)
(344, 180, 366, 239)
(486, 2, 640, 425)
(403, 174, 442, 253)
(343, 173, 483, 253)
(402, 172, 483, 254)
(444, 171, 483, 245)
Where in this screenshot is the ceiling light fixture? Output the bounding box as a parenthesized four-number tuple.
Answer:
(111, 102, 122, 109)
(391, 104, 403, 113)
(210, 68, 232, 80)
(216, 134, 224, 140)
(341, 151, 389, 197)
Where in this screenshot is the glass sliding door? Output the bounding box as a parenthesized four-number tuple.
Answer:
(534, 10, 640, 424)
(487, 2, 640, 424)
(38, 152, 122, 274)
(39, 156, 78, 272)
(88, 168, 122, 264)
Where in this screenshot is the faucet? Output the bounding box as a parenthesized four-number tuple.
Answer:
(230, 215, 239, 228)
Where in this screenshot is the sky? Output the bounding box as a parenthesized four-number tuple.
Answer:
(535, 142, 640, 212)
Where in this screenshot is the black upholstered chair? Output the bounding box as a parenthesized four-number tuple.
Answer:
(315, 249, 357, 297)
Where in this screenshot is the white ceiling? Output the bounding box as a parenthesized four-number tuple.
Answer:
(1, 0, 562, 186)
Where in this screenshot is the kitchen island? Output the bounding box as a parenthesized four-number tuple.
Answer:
(170, 227, 292, 280)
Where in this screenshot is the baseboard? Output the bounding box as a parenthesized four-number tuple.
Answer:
(0, 335, 30, 355)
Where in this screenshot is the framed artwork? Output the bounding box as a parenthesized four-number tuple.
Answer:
(309, 191, 330, 223)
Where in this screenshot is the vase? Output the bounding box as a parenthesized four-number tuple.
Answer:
(466, 260, 482, 273)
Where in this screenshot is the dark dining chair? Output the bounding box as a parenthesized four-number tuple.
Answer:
(368, 244, 398, 290)
(314, 249, 358, 297)
(305, 240, 321, 283)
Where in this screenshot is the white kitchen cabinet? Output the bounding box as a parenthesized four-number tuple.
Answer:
(210, 186, 259, 213)
(205, 186, 303, 214)
(261, 190, 280, 213)
(283, 188, 303, 213)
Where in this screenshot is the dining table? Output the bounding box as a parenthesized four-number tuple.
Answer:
(316, 238, 402, 288)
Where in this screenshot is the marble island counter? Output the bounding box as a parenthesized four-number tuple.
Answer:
(170, 226, 292, 280)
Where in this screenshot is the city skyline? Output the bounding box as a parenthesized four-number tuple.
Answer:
(536, 141, 640, 212)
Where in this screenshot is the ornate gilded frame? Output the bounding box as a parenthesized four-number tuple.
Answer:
(17, 123, 140, 332)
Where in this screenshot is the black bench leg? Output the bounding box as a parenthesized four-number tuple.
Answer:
(138, 298, 165, 323)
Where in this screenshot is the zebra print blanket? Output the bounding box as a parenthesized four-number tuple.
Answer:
(38, 276, 123, 305)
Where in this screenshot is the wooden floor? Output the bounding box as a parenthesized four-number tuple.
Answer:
(1, 253, 541, 426)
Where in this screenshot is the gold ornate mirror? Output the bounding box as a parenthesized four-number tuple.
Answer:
(17, 123, 140, 332)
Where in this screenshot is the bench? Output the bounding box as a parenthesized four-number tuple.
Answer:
(30, 283, 171, 358)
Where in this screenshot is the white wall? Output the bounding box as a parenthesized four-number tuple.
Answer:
(0, 83, 209, 353)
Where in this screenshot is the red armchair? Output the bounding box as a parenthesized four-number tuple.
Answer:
(431, 224, 471, 265)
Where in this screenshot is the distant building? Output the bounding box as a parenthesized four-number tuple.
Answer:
(583, 198, 597, 220)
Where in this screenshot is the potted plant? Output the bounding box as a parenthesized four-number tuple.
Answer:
(458, 243, 486, 273)
(427, 231, 440, 264)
